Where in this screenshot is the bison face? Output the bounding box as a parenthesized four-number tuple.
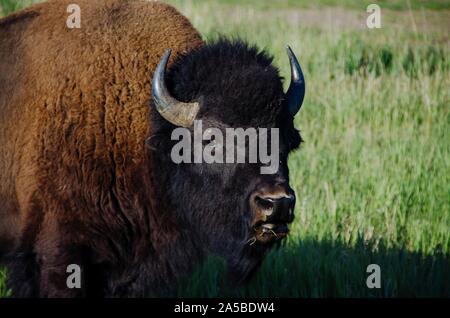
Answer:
(150, 40, 305, 282)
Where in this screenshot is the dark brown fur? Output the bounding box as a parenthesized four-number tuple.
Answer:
(0, 0, 203, 297)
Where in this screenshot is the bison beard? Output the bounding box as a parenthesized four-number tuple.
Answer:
(0, 0, 303, 297)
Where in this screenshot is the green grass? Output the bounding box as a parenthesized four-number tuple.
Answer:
(1, 0, 449, 297)
(0, 0, 36, 15)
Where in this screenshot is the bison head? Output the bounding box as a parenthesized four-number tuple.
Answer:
(149, 39, 305, 283)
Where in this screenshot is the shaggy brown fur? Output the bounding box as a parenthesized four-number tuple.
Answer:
(0, 0, 203, 297)
(1, 0, 303, 298)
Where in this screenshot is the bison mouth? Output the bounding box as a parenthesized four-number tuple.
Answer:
(248, 222, 289, 245)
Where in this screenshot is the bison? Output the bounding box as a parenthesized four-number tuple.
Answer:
(0, 0, 305, 297)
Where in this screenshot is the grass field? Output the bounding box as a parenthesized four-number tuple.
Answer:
(0, 0, 449, 297)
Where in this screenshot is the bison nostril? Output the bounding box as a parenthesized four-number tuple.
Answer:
(255, 196, 275, 216)
(254, 194, 296, 223)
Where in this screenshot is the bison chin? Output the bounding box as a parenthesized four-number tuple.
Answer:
(223, 224, 289, 283)
(207, 219, 282, 284)
(225, 241, 275, 284)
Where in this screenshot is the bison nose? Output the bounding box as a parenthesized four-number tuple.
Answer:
(254, 193, 295, 224)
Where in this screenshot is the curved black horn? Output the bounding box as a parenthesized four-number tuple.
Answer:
(286, 46, 305, 116)
(152, 49, 199, 127)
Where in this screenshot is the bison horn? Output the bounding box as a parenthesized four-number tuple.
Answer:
(286, 46, 305, 116)
(152, 49, 200, 127)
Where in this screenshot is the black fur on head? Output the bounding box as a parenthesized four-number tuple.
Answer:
(167, 38, 287, 127)
(148, 38, 302, 283)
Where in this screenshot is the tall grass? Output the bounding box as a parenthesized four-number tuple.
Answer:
(0, 0, 449, 297)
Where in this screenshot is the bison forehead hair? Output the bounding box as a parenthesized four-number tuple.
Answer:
(166, 39, 288, 127)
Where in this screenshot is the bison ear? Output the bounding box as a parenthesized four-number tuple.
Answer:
(285, 46, 305, 116)
(152, 49, 200, 127)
